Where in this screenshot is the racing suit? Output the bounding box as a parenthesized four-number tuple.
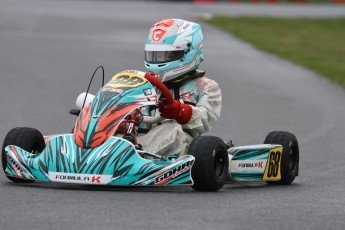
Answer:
(137, 70, 222, 156)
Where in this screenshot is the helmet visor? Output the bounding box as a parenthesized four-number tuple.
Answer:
(145, 50, 184, 64)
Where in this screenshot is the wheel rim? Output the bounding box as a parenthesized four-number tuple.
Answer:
(214, 150, 226, 178)
(288, 141, 297, 172)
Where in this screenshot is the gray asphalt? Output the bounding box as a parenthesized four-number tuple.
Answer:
(1, 1, 345, 230)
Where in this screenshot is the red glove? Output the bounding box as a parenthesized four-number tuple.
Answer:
(159, 100, 193, 125)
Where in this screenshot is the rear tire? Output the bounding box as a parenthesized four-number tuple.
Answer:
(2, 127, 45, 183)
(264, 131, 299, 185)
(188, 136, 229, 191)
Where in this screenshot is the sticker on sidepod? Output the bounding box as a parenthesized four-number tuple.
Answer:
(231, 160, 267, 174)
(48, 172, 113, 184)
(154, 159, 194, 185)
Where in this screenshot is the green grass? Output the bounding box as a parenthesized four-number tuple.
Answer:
(204, 16, 345, 87)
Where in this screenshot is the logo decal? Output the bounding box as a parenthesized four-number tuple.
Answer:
(143, 88, 152, 96)
(152, 29, 166, 41)
(231, 160, 267, 173)
(154, 160, 194, 184)
(48, 172, 113, 184)
(92, 176, 101, 183)
(238, 161, 263, 168)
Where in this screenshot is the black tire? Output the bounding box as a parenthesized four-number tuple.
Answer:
(188, 136, 229, 191)
(2, 127, 45, 183)
(264, 131, 299, 185)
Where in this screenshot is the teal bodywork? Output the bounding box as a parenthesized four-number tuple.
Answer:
(4, 135, 194, 185)
(228, 144, 282, 182)
(4, 72, 195, 186)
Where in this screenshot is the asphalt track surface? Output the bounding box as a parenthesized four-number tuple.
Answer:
(1, 1, 345, 230)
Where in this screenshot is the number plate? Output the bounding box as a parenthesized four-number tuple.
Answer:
(263, 147, 282, 181)
(107, 73, 147, 88)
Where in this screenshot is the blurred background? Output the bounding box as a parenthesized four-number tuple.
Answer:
(155, 0, 344, 2)
(0, 0, 344, 230)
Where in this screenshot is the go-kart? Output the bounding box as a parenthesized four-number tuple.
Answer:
(2, 70, 299, 191)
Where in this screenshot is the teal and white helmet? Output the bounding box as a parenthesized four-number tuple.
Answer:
(145, 19, 204, 82)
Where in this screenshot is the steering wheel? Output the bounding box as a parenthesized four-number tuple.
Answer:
(144, 72, 174, 104)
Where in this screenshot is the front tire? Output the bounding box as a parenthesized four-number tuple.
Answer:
(2, 127, 45, 183)
(188, 136, 229, 191)
(264, 131, 299, 185)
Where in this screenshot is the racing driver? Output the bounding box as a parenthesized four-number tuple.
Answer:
(137, 19, 222, 156)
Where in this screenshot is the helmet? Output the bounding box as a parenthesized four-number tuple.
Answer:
(144, 19, 204, 82)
